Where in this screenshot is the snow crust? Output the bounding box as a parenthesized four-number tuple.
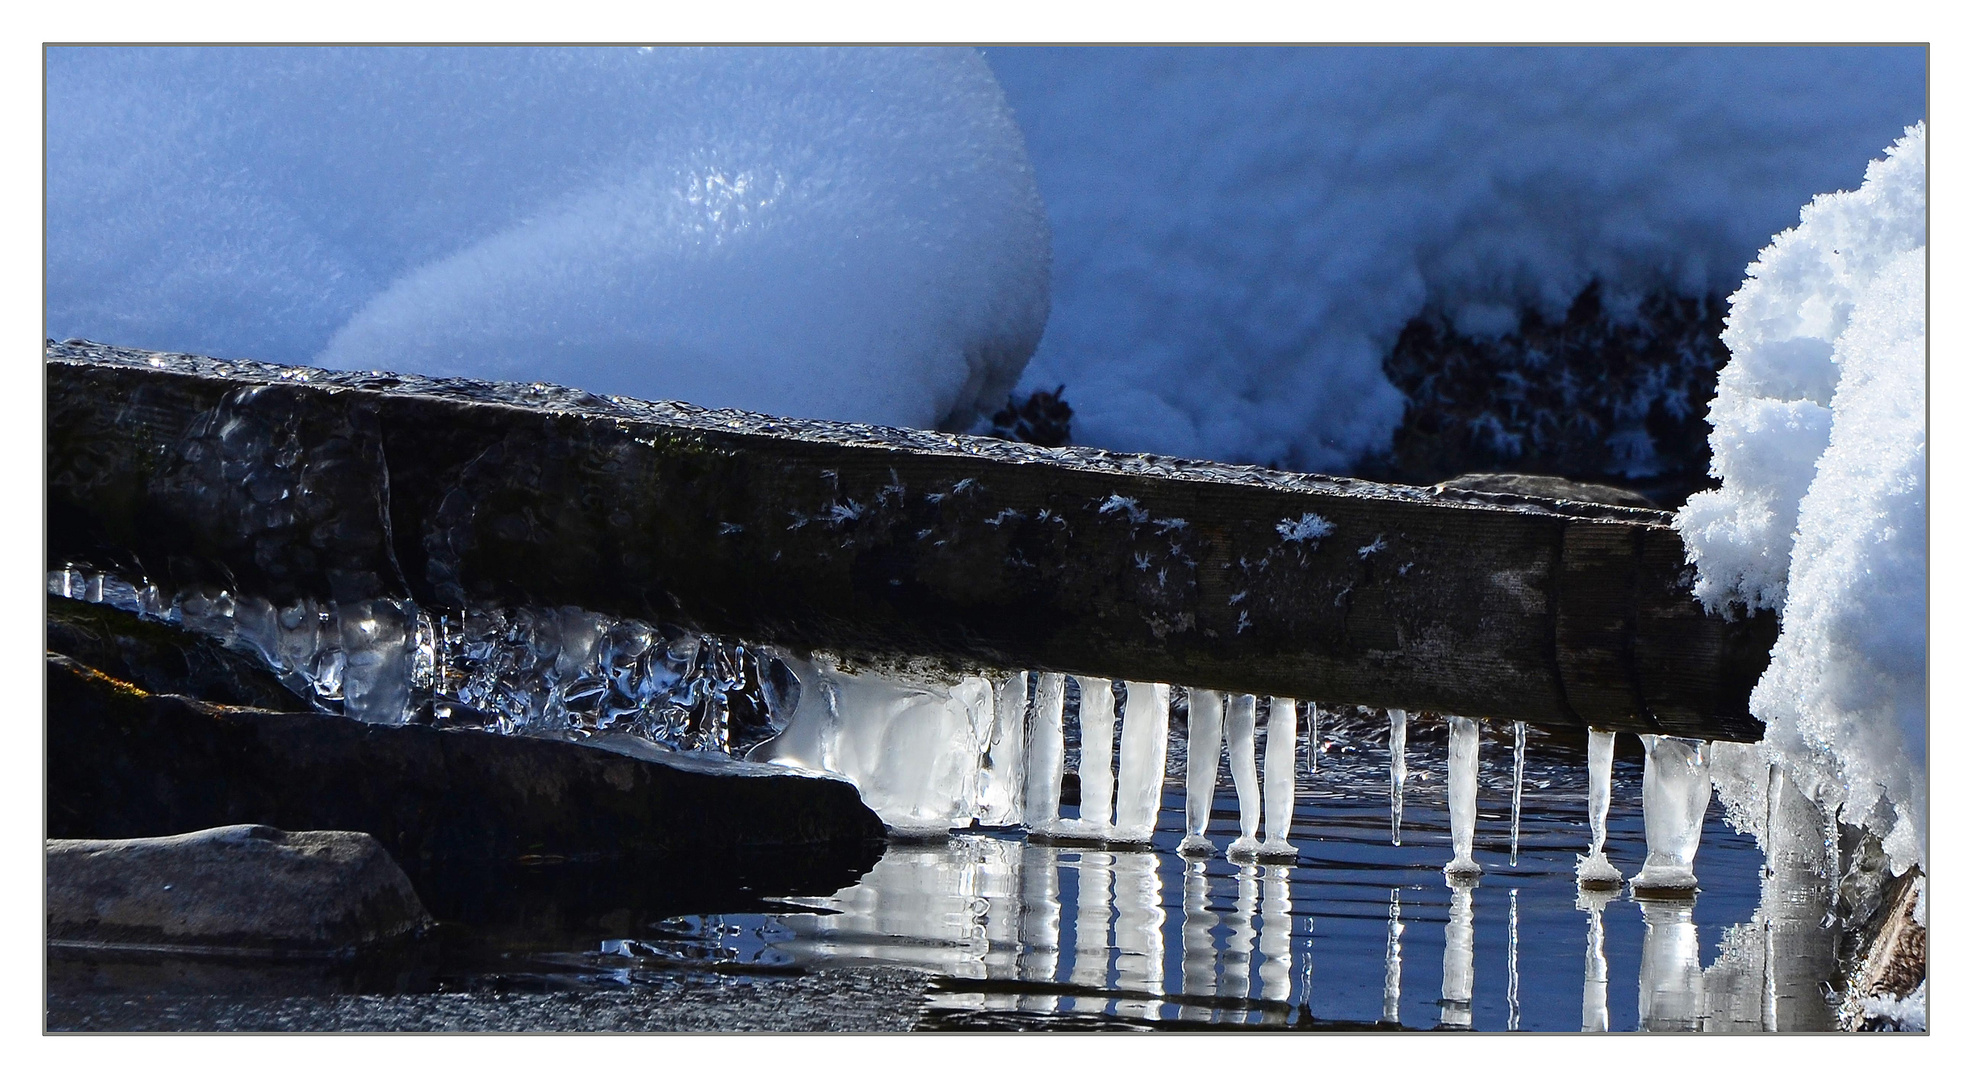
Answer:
(46, 47, 1050, 433)
(1676, 126, 1927, 874)
(987, 47, 1923, 470)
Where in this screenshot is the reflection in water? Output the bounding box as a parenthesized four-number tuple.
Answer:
(1578, 887, 1614, 1031)
(1383, 889, 1404, 1025)
(1637, 898, 1703, 1030)
(1223, 864, 1259, 1006)
(1506, 888, 1521, 1030)
(1111, 851, 1166, 1019)
(1179, 858, 1219, 1022)
(1259, 865, 1293, 1003)
(1069, 851, 1114, 1010)
(1016, 841, 1061, 1013)
(1440, 878, 1476, 1029)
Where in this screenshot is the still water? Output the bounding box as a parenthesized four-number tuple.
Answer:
(593, 719, 1838, 1031)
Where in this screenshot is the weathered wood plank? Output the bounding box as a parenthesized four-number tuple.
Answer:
(45, 340, 1773, 740)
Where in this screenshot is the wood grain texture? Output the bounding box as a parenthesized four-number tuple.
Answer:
(46, 341, 1773, 740)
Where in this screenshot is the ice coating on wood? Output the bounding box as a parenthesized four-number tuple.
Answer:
(1072, 676, 1118, 836)
(1676, 125, 1927, 874)
(47, 47, 1050, 436)
(1180, 689, 1226, 855)
(1023, 673, 1067, 833)
(1388, 708, 1409, 845)
(1113, 681, 1170, 843)
(1577, 729, 1625, 886)
(1632, 735, 1711, 891)
(1445, 715, 1482, 876)
(1440, 880, 1476, 1029)
(1224, 693, 1263, 860)
(1260, 696, 1299, 859)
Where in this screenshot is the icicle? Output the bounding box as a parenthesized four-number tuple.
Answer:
(1259, 695, 1298, 860)
(1306, 701, 1319, 775)
(1506, 887, 1521, 1031)
(975, 671, 1030, 826)
(1577, 729, 1624, 886)
(1072, 676, 1117, 835)
(1510, 720, 1526, 866)
(1632, 735, 1711, 893)
(1637, 897, 1703, 1030)
(1024, 673, 1067, 834)
(1445, 715, 1482, 876)
(1440, 878, 1476, 1029)
(1179, 856, 1220, 1023)
(1113, 681, 1170, 843)
(1259, 864, 1293, 1002)
(1388, 707, 1408, 846)
(1225, 693, 1263, 860)
(1180, 689, 1225, 855)
(1577, 886, 1613, 1032)
(1382, 889, 1404, 1026)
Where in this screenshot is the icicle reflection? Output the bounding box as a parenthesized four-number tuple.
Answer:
(1382, 889, 1404, 1025)
(1179, 857, 1220, 1023)
(1439, 878, 1476, 1029)
(1578, 887, 1613, 1031)
(1637, 898, 1703, 1030)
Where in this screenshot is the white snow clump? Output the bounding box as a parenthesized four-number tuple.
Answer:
(46, 47, 1051, 432)
(987, 46, 1924, 470)
(1677, 125, 1926, 874)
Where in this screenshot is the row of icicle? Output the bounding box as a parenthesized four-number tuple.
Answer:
(1011, 676, 1713, 892)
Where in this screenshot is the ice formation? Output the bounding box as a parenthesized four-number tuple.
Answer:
(1023, 673, 1068, 833)
(987, 46, 1923, 471)
(1180, 689, 1226, 855)
(1072, 676, 1118, 835)
(1632, 735, 1712, 892)
(1576, 730, 1625, 886)
(1225, 694, 1264, 860)
(46, 47, 1050, 434)
(1507, 889, 1522, 1031)
(1111, 851, 1166, 1016)
(1259, 866, 1294, 1002)
(1259, 696, 1299, 858)
(1387, 708, 1409, 845)
(1510, 721, 1527, 866)
(976, 673, 1031, 827)
(1445, 716, 1483, 876)
(1113, 681, 1171, 842)
(1179, 859, 1219, 1019)
(1676, 125, 1926, 875)
(1381, 889, 1404, 1025)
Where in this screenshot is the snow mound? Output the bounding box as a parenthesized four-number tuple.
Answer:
(987, 46, 1925, 471)
(46, 47, 1051, 432)
(1676, 126, 1926, 874)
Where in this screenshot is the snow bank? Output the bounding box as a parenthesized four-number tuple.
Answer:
(987, 47, 1924, 471)
(45, 47, 1050, 432)
(1677, 126, 1926, 873)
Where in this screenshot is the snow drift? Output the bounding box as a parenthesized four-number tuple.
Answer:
(1677, 126, 1926, 874)
(986, 46, 1925, 471)
(45, 46, 1051, 432)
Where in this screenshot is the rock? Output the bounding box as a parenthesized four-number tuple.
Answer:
(45, 595, 310, 711)
(1435, 472, 1659, 510)
(46, 654, 886, 865)
(47, 824, 428, 954)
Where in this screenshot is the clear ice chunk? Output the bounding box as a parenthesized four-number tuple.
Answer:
(1113, 681, 1170, 843)
(1440, 878, 1476, 1029)
(1225, 693, 1263, 861)
(1259, 695, 1298, 859)
(1577, 728, 1625, 886)
(1388, 707, 1408, 846)
(1180, 688, 1226, 856)
(1632, 734, 1711, 892)
(1024, 672, 1067, 834)
(1073, 676, 1118, 835)
(1445, 715, 1482, 876)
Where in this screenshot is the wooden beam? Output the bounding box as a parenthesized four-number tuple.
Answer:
(46, 340, 1773, 740)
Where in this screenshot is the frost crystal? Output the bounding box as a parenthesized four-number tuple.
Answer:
(1275, 512, 1334, 544)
